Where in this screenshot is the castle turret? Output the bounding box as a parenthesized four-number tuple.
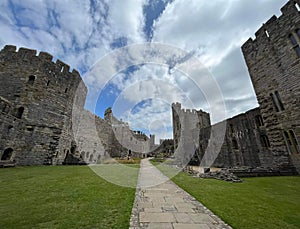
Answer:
(0, 45, 87, 165)
(242, 0, 300, 172)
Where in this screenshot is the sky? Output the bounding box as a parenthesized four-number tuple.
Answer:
(0, 0, 287, 142)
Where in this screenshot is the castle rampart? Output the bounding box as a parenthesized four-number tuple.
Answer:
(0, 45, 87, 165)
(242, 0, 300, 171)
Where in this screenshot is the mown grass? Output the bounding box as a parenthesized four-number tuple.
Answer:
(152, 161, 300, 229)
(0, 165, 139, 229)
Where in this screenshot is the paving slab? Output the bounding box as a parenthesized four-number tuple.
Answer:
(139, 212, 176, 223)
(173, 223, 211, 229)
(147, 223, 173, 229)
(129, 158, 232, 229)
(173, 213, 193, 223)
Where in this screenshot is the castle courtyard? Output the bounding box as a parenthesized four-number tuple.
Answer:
(0, 0, 299, 228)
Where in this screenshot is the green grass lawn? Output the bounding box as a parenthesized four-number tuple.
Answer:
(153, 162, 300, 229)
(0, 165, 139, 229)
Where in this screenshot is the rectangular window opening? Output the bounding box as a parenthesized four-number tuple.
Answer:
(260, 135, 270, 148)
(275, 91, 285, 111)
(289, 34, 298, 46)
(255, 115, 264, 127)
(289, 130, 299, 154)
(232, 138, 238, 149)
(270, 93, 279, 112)
(230, 124, 234, 134)
(283, 131, 293, 154)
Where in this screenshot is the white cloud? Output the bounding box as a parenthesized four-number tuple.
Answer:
(107, 0, 147, 43)
(0, 0, 288, 140)
(149, 0, 286, 121)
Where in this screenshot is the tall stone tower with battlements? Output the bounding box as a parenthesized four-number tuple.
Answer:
(0, 45, 87, 165)
(172, 102, 211, 165)
(242, 0, 300, 171)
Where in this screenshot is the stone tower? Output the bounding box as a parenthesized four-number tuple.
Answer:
(150, 134, 155, 150)
(0, 45, 87, 165)
(172, 102, 210, 165)
(242, 0, 300, 171)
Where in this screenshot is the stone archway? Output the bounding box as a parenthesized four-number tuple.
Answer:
(1, 148, 13, 160)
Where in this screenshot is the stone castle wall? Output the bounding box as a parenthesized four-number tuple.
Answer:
(242, 0, 300, 170)
(172, 104, 270, 168)
(172, 0, 299, 173)
(0, 45, 86, 165)
(199, 108, 273, 168)
(0, 45, 150, 166)
(103, 108, 150, 158)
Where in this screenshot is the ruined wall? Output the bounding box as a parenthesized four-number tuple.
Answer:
(172, 102, 274, 168)
(0, 45, 86, 165)
(200, 108, 274, 168)
(148, 139, 174, 157)
(242, 0, 300, 171)
(103, 107, 150, 158)
(72, 110, 107, 164)
(0, 45, 152, 166)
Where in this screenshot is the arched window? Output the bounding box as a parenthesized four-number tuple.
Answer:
(65, 88, 68, 93)
(71, 145, 76, 154)
(81, 151, 85, 159)
(89, 154, 93, 162)
(16, 107, 24, 119)
(28, 75, 35, 85)
(46, 80, 50, 86)
(1, 148, 13, 160)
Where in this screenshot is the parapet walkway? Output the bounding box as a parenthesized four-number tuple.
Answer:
(130, 158, 232, 229)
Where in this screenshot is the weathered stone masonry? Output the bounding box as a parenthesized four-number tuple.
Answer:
(242, 0, 300, 171)
(0, 45, 86, 166)
(173, 0, 300, 173)
(0, 45, 151, 166)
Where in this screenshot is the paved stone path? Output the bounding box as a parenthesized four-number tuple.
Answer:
(130, 158, 232, 229)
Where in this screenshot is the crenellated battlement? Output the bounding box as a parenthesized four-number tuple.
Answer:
(0, 45, 82, 81)
(172, 102, 209, 115)
(242, 0, 300, 56)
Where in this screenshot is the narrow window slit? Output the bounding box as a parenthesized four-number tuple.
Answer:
(265, 29, 270, 38)
(270, 93, 279, 112)
(295, 3, 300, 11)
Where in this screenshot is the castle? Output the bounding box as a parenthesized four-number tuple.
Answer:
(0, 0, 299, 172)
(0, 45, 153, 166)
(172, 0, 300, 174)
